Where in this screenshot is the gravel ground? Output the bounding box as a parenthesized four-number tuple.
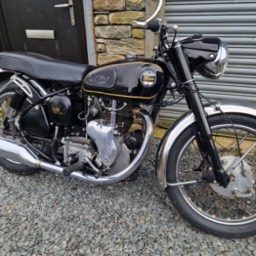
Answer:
(0, 139, 256, 256)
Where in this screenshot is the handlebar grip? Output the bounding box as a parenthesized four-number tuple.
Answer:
(132, 20, 147, 29)
(146, 20, 161, 32)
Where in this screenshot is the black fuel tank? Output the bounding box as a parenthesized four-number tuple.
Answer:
(82, 61, 164, 103)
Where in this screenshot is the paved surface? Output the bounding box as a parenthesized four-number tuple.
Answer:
(0, 140, 256, 255)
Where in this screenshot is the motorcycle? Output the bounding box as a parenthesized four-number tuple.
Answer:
(0, 0, 256, 238)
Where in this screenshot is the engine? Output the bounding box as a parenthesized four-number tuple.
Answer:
(45, 94, 143, 176)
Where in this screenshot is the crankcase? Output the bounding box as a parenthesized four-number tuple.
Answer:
(86, 119, 122, 167)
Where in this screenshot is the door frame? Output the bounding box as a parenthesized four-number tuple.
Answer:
(0, 0, 97, 65)
(83, 0, 96, 65)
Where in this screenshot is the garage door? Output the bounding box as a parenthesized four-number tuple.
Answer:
(161, 0, 256, 120)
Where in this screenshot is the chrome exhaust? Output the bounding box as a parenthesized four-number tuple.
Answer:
(0, 138, 64, 174)
(0, 110, 153, 185)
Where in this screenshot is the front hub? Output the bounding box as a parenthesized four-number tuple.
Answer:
(210, 156, 254, 198)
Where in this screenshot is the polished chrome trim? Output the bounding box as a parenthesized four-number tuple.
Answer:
(84, 157, 100, 173)
(40, 162, 63, 174)
(0, 137, 64, 173)
(232, 141, 256, 169)
(54, 0, 75, 26)
(132, 0, 163, 28)
(10, 75, 33, 98)
(167, 180, 198, 186)
(183, 79, 195, 84)
(0, 69, 11, 73)
(54, 3, 71, 8)
(0, 137, 39, 167)
(29, 80, 48, 96)
(25, 30, 55, 39)
(156, 100, 256, 191)
(174, 42, 182, 48)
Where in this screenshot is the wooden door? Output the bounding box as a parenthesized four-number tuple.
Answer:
(0, 0, 88, 63)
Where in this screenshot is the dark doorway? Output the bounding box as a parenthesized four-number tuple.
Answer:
(0, 0, 88, 63)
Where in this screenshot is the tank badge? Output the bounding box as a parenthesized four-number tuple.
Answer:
(94, 75, 108, 85)
(140, 70, 156, 87)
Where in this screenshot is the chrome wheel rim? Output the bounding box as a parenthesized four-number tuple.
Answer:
(176, 123, 256, 225)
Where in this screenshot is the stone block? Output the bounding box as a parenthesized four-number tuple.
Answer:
(104, 38, 145, 55)
(93, 0, 125, 11)
(95, 26, 131, 39)
(127, 0, 145, 11)
(98, 54, 125, 65)
(109, 11, 145, 24)
(97, 43, 106, 53)
(132, 29, 145, 39)
(94, 15, 109, 25)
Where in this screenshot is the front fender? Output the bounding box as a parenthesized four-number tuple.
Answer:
(156, 100, 256, 191)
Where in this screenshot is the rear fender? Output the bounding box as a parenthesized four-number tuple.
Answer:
(156, 100, 256, 191)
(0, 70, 47, 101)
(0, 70, 14, 81)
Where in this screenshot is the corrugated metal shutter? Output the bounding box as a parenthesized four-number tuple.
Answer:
(161, 0, 256, 120)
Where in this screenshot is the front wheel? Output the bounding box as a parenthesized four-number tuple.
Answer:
(166, 114, 256, 238)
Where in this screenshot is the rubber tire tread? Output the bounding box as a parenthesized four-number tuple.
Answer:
(166, 114, 256, 238)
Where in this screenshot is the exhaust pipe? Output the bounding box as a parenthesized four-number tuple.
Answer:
(0, 110, 153, 185)
(0, 138, 64, 174)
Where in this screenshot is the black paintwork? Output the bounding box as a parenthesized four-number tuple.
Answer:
(48, 95, 72, 125)
(172, 40, 229, 187)
(0, 52, 95, 83)
(83, 61, 164, 104)
(10, 90, 26, 110)
(20, 105, 50, 137)
(180, 37, 220, 74)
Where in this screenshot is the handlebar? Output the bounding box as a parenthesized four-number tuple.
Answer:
(132, 0, 163, 30)
(132, 19, 162, 32)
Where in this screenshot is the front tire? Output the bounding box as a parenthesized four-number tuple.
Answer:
(166, 114, 256, 238)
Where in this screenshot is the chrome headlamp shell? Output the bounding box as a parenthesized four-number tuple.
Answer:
(197, 42, 229, 79)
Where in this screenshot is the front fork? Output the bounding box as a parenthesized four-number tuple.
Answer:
(174, 42, 229, 187)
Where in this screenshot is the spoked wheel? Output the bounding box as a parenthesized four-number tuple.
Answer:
(0, 81, 37, 175)
(166, 114, 256, 238)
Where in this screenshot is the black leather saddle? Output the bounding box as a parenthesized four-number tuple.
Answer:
(0, 52, 95, 83)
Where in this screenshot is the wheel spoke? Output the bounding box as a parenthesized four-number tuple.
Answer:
(178, 123, 256, 223)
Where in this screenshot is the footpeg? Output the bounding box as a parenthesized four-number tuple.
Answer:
(63, 161, 83, 176)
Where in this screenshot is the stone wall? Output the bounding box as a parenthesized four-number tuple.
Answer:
(93, 0, 146, 65)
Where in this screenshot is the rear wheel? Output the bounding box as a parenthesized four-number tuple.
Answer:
(166, 114, 256, 238)
(0, 80, 37, 175)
